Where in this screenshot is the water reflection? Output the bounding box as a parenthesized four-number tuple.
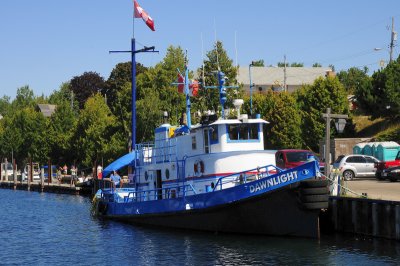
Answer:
(0, 189, 399, 265)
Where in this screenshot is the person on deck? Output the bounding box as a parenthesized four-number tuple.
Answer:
(110, 171, 121, 187)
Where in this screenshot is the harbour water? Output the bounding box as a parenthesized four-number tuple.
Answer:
(0, 189, 399, 265)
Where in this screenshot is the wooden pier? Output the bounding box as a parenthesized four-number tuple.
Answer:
(0, 180, 92, 195)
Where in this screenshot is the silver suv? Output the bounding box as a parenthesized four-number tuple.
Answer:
(333, 154, 379, 180)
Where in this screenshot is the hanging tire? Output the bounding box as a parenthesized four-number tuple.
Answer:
(343, 170, 355, 181)
(300, 194, 329, 203)
(300, 187, 329, 195)
(303, 202, 329, 210)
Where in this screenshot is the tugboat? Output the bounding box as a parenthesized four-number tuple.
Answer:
(92, 56, 329, 237)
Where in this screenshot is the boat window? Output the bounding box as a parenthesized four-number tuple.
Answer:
(227, 124, 259, 141)
(192, 136, 197, 150)
(210, 125, 218, 144)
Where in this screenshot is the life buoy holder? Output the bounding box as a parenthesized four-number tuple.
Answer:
(194, 160, 205, 175)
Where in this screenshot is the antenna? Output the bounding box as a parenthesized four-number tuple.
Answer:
(234, 31, 239, 89)
(201, 33, 206, 88)
(214, 18, 220, 70)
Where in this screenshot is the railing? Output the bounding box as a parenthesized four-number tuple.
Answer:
(212, 164, 283, 192)
(119, 183, 197, 203)
(136, 137, 178, 165)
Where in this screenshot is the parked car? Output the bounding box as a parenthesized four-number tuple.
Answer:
(275, 149, 325, 172)
(381, 166, 400, 182)
(332, 154, 379, 180)
(374, 150, 400, 180)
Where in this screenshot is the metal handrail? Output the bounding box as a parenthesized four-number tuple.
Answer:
(212, 164, 283, 192)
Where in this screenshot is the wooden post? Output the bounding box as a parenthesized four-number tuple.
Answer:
(27, 158, 32, 191)
(48, 159, 52, 184)
(40, 167, 44, 192)
(13, 159, 17, 190)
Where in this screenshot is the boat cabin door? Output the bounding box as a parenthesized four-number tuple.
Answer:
(156, 170, 162, 200)
(203, 129, 210, 154)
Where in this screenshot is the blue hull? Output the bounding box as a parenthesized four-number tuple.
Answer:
(94, 162, 329, 238)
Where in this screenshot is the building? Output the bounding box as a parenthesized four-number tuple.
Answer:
(237, 66, 333, 94)
(36, 104, 57, 117)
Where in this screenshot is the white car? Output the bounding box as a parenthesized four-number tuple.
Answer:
(332, 154, 380, 181)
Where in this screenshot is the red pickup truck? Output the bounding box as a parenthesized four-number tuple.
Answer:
(275, 149, 325, 172)
(375, 150, 400, 180)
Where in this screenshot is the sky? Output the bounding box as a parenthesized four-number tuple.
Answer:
(0, 0, 399, 100)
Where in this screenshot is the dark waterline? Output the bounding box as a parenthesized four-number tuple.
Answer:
(0, 189, 399, 265)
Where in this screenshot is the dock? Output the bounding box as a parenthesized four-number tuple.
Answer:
(322, 178, 400, 240)
(0, 180, 91, 195)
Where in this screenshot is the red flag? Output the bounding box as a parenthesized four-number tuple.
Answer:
(134, 0, 155, 31)
(177, 73, 184, 93)
(190, 80, 199, 97)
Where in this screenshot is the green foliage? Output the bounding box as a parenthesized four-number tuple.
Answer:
(251, 60, 264, 67)
(0, 107, 48, 165)
(73, 93, 121, 167)
(46, 102, 77, 164)
(369, 58, 400, 119)
(312, 63, 322, 67)
(290, 62, 304, 67)
(136, 90, 164, 143)
(242, 92, 302, 149)
(196, 41, 237, 113)
(13, 86, 36, 110)
(337, 67, 370, 94)
(0, 96, 11, 116)
(295, 77, 349, 151)
(69, 72, 105, 109)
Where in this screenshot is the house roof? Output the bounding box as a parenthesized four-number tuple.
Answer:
(237, 66, 332, 86)
(37, 104, 57, 117)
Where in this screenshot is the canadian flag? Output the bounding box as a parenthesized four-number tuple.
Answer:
(134, 0, 155, 31)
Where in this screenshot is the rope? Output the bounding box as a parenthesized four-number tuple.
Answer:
(325, 170, 367, 198)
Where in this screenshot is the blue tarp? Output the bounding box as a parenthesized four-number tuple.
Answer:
(102, 152, 136, 177)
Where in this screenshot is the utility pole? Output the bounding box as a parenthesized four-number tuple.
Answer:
(322, 108, 348, 176)
(283, 54, 287, 92)
(389, 16, 396, 63)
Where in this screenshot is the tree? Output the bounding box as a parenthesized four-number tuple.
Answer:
(73, 93, 121, 167)
(337, 67, 370, 94)
(243, 92, 302, 149)
(0, 107, 48, 165)
(251, 60, 264, 67)
(368, 57, 400, 119)
(12, 86, 36, 110)
(290, 62, 304, 67)
(104, 62, 147, 115)
(46, 102, 77, 165)
(196, 41, 238, 113)
(312, 63, 322, 67)
(0, 96, 11, 117)
(69, 72, 105, 109)
(295, 77, 349, 151)
(48, 83, 74, 106)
